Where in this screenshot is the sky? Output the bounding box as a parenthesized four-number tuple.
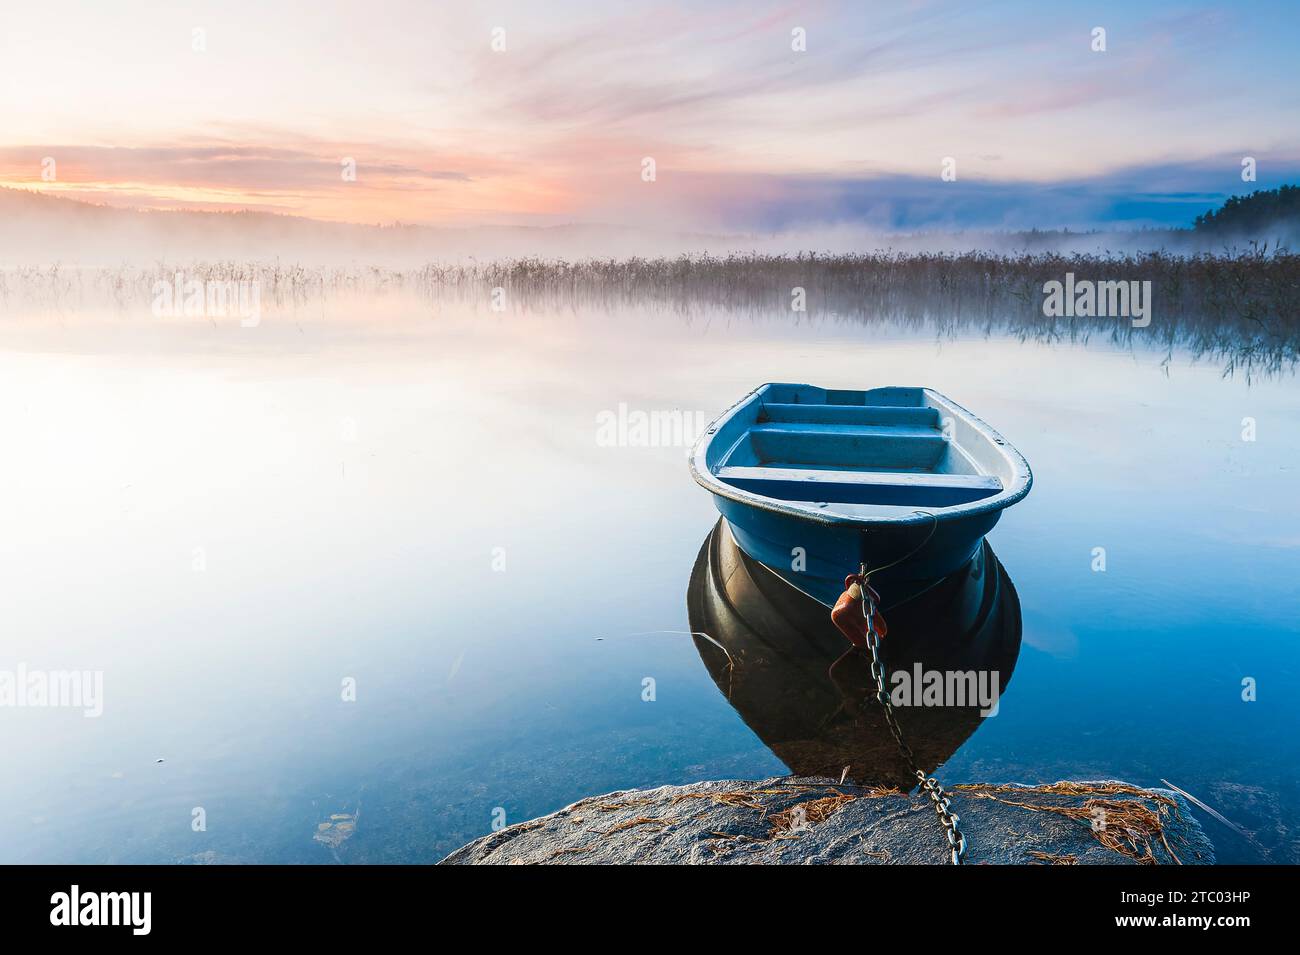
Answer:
(1, 0, 1298, 232)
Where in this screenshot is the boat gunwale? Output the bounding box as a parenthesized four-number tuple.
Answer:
(688, 383, 1033, 528)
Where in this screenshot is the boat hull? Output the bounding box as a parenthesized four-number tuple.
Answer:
(690, 384, 1031, 607)
(714, 495, 1002, 607)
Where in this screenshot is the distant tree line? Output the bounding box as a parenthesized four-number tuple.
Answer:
(1194, 185, 1300, 234)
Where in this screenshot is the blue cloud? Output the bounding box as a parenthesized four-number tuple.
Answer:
(710, 160, 1300, 232)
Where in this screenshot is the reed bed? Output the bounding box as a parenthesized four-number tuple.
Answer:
(3, 249, 1297, 378)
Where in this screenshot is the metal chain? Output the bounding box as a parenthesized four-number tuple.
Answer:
(860, 569, 967, 865)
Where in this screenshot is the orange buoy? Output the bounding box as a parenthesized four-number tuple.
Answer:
(830, 574, 887, 648)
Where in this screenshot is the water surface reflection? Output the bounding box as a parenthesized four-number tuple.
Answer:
(689, 520, 1020, 787)
(0, 292, 1296, 863)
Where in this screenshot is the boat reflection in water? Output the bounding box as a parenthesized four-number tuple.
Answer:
(688, 519, 1021, 788)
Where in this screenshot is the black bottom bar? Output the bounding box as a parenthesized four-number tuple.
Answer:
(0, 863, 1280, 939)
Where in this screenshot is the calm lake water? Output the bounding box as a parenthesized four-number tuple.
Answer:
(1, 292, 1296, 863)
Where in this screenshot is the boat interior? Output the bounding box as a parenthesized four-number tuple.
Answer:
(711, 385, 1007, 513)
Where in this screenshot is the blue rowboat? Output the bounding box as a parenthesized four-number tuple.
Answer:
(689, 384, 1031, 607)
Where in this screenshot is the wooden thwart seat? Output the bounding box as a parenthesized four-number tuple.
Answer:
(716, 465, 1002, 507)
(758, 403, 941, 427)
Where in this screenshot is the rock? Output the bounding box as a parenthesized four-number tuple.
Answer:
(313, 809, 359, 850)
(439, 776, 1215, 865)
